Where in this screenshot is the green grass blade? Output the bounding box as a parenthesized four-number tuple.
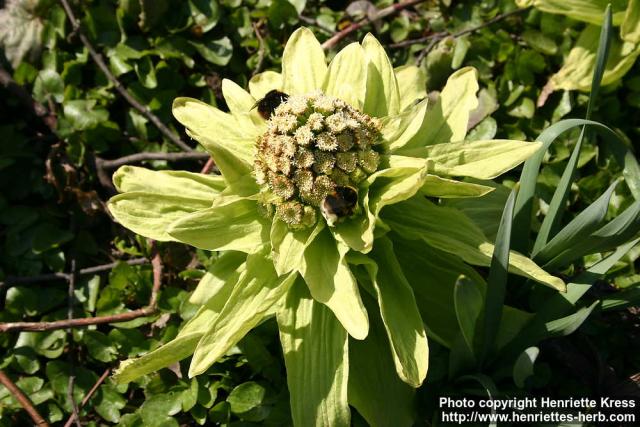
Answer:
(480, 187, 517, 365)
(585, 4, 613, 120)
(545, 201, 640, 269)
(531, 7, 612, 254)
(512, 6, 614, 254)
(535, 180, 619, 264)
(512, 119, 611, 253)
(531, 128, 585, 256)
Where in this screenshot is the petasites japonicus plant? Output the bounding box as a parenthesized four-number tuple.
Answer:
(108, 28, 565, 427)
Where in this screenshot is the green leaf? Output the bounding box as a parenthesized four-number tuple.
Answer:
(140, 392, 182, 427)
(172, 97, 255, 182)
(481, 188, 516, 362)
(167, 199, 269, 253)
(112, 265, 241, 383)
(277, 279, 350, 427)
(544, 201, 640, 269)
(190, 37, 232, 65)
(391, 139, 543, 180)
(348, 293, 415, 427)
(323, 42, 367, 110)
(513, 346, 540, 388)
(134, 55, 157, 89)
(113, 165, 225, 198)
(189, 0, 220, 32)
(445, 180, 511, 241)
(189, 251, 246, 305)
(545, 301, 599, 336)
(397, 67, 479, 151)
(108, 192, 212, 241)
(189, 253, 296, 376)
(271, 219, 324, 275)
(300, 228, 369, 339)
(513, 118, 637, 252)
(453, 275, 483, 359)
(33, 69, 64, 103)
(84, 330, 118, 362)
(394, 65, 426, 111)
(367, 237, 429, 387)
(535, 180, 619, 264)
(622, 0, 640, 43)
(63, 100, 109, 131)
(383, 197, 565, 291)
(227, 382, 266, 414)
(362, 33, 400, 117)
(419, 175, 494, 198)
(548, 25, 640, 92)
(282, 27, 327, 95)
(519, 0, 626, 25)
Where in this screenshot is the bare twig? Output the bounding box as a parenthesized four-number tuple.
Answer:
(394, 7, 531, 65)
(63, 369, 110, 427)
(97, 152, 211, 170)
(0, 257, 148, 290)
(321, 0, 426, 50)
(58, 0, 192, 152)
(67, 376, 81, 427)
(0, 64, 57, 132)
(0, 251, 162, 333)
(252, 22, 266, 77)
(200, 157, 217, 174)
(0, 370, 49, 426)
(66, 254, 82, 427)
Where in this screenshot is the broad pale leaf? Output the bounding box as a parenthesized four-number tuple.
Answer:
(282, 27, 327, 95)
(323, 42, 367, 110)
(300, 228, 369, 339)
(362, 33, 401, 117)
(277, 279, 350, 427)
(167, 199, 269, 253)
(189, 253, 296, 376)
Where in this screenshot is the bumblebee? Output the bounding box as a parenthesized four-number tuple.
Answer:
(321, 186, 358, 226)
(253, 90, 289, 119)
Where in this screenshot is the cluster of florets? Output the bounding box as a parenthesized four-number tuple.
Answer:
(254, 92, 382, 228)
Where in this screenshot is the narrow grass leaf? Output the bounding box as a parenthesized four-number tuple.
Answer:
(481, 188, 516, 363)
(535, 180, 619, 264)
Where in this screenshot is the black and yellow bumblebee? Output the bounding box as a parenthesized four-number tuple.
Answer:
(253, 90, 289, 119)
(321, 186, 359, 226)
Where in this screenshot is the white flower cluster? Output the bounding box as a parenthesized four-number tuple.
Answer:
(254, 92, 382, 228)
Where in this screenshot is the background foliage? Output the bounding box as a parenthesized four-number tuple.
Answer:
(1, 0, 639, 425)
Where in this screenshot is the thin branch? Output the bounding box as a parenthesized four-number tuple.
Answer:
(0, 370, 49, 427)
(0, 258, 148, 290)
(0, 251, 162, 333)
(200, 156, 217, 174)
(63, 369, 110, 427)
(67, 254, 82, 427)
(97, 152, 210, 170)
(252, 22, 266, 77)
(0, 64, 57, 132)
(321, 0, 426, 50)
(67, 376, 81, 427)
(390, 7, 531, 65)
(58, 0, 192, 152)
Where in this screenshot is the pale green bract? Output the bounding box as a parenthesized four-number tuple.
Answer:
(108, 28, 565, 427)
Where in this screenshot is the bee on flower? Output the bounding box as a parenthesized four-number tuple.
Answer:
(108, 28, 565, 427)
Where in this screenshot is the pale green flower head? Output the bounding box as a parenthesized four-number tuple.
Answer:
(108, 28, 565, 427)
